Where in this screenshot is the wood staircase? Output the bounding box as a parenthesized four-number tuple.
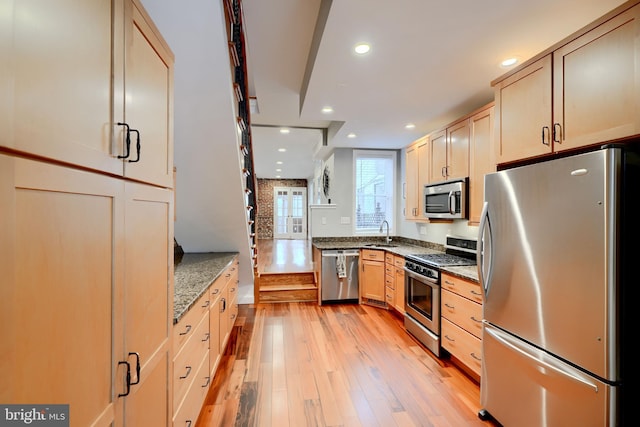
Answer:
(256, 271, 317, 303)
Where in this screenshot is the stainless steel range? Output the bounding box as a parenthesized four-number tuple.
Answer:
(404, 235, 477, 356)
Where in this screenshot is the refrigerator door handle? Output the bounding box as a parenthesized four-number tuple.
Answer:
(484, 323, 600, 394)
(477, 201, 491, 295)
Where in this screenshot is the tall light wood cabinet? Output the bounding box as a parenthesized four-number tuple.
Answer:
(468, 104, 495, 225)
(2, 0, 174, 189)
(0, 1, 174, 425)
(404, 136, 429, 221)
(0, 156, 125, 427)
(494, 2, 640, 164)
(123, 182, 173, 425)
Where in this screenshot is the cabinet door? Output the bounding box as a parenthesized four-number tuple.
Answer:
(360, 259, 385, 302)
(468, 106, 495, 225)
(553, 4, 640, 151)
(0, 155, 125, 427)
(209, 295, 222, 376)
(429, 129, 447, 182)
(3, 0, 120, 175)
(446, 119, 470, 180)
(416, 138, 430, 217)
(119, 0, 174, 188)
(394, 267, 405, 314)
(405, 143, 419, 219)
(494, 55, 553, 164)
(123, 181, 173, 425)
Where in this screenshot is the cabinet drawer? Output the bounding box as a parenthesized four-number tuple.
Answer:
(441, 273, 482, 304)
(208, 274, 227, 303)
(361, 249, 384, 261)
(173, 292, 211, 355)
(441, 289, 483, 339)
(172, 352, 210, 427)
(441, 318, 482, 377)
(385, 252, 394, 264)
(385, 263, 394, 276)
(173, 313, 210, 412)
(385, 273, 395, 289)
(385, 286, 394, 305)
(393, 255, 405, 268)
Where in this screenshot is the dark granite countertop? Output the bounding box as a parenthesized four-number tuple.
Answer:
(312, 237, 479, 283)
(173, 252, 238, 324)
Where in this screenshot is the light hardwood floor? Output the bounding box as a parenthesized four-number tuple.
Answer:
(197, 239, 497, 427)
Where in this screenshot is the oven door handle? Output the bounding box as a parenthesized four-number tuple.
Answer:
(403, 268, 439, 285)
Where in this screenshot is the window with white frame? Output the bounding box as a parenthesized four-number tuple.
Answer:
(353, 149, 396, 233)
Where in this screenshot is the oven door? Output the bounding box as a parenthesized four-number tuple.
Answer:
(404, 268, 441, 355)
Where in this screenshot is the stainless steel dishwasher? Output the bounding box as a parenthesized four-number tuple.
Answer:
(321, 249, 359, 303)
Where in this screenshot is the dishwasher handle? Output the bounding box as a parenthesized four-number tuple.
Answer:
(322, 250, 360, 257)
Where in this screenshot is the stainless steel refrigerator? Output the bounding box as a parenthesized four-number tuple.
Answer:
(477, 145, 639, 426)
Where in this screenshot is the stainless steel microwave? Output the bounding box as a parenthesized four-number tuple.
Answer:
(423, 178, 468, 219)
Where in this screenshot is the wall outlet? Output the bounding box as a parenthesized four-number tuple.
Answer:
(419, 226, 427, 235)
(340, 216, 351, 224)
(322, 217, 327, 225)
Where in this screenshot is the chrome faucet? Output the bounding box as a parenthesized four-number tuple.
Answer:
(379, 220, 391, 244)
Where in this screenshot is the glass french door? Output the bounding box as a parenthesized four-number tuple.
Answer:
(273, 187, 307, 239)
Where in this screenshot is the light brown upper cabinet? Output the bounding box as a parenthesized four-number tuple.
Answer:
(468, 104, 495, 225)
(493, 2, 640, 164)
(404, 135, 429, 221)
(2, 0, 174, 188)
(429, 118, 470, 183)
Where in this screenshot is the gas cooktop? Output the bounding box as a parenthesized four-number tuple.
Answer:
(406, 235, 477, 268)
(406, 252, 476, 267)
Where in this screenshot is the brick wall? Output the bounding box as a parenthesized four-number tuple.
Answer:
(257, 178, 308, 239)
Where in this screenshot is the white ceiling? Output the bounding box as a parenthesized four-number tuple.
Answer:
(243, 0, 628, 179)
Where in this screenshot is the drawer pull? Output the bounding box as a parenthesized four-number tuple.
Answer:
(471, 352, 482, 361)
(202, 333, 210, 342)
(221, 298, 226, 313)
(226, 273, 231, 278)
(211, 288, 220, 295)
(230, 287, 236, 293)
(444, 303, 455, 309)
(186, 421, 192, 427)
(202, 300, 210, 308)
(444, 280, 454, 286)
(443, 335, 454, 342)
(470, 290, 482, 296)
(179, 324, 192, 336)
(471, 316, 482, 323)
(201, 376, 211, 388)
(179, 366, 192, 379)
(231, 313, 236, 320)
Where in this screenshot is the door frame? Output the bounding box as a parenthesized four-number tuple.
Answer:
(273, 186, 307, 239)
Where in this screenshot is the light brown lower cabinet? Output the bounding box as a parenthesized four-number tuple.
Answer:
(0, 154, 174, 426)
(172, 256, 239, 426)
(440, 272, 483, 377)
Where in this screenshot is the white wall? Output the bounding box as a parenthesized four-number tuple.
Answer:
(140, 0, 254, 303)
(310, 146, 479, 245)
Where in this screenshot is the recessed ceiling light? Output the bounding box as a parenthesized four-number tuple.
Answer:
(347, 132, 356, 138)
(279, 128, 290, 134)
(276, 161, 283, 165)
(321, 106, 333, 114)
(405, 123, 416, 129)
(354, 43, 370, 55)
(276, 168, 282, 172)
(278, 148, 286, 152)
(500, 57, 519, 68)
(275, 175, 281, 179)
